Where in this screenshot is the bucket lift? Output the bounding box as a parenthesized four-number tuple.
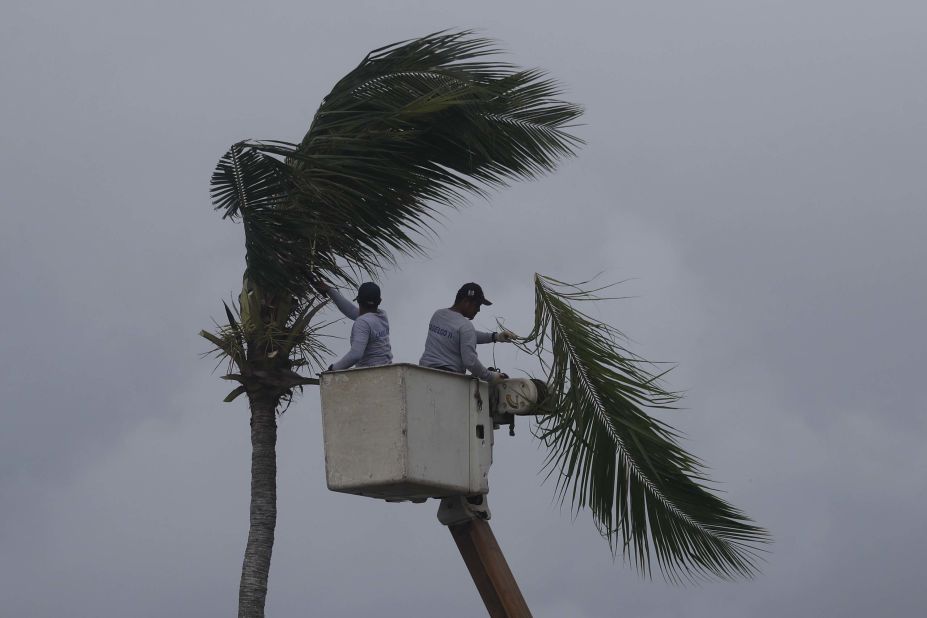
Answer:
(320, 363, 544, 504)
(319, 363, 546, 617)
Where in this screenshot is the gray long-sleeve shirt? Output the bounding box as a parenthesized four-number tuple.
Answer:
(327, 288, 392, 370)
(418, 308, 495, 380)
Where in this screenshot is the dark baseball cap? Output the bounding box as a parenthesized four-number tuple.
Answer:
(456, 282, 492, 306)
(354, 282, 381, 306)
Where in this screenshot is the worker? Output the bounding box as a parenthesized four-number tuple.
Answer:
(311, 277, 392, 370)
(419, 282, 517, 381)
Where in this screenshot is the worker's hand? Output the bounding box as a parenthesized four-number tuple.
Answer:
(309, 273, 330, 295)
(495, 329, 519, 343)
(489, 371, 509, 382)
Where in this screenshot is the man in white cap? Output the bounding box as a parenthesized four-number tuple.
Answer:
(312, 278, 392, 370)
(419, 282, 517, 381)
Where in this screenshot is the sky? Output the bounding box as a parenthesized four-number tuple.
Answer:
(2, 1, 926, 616)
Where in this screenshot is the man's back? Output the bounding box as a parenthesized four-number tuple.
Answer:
(418, 283, 514, 382)
(350, 310, 392, 368)
(419, 308, 493, 380)
(419, 308, 469, 372)
(327, 287, 392, 369)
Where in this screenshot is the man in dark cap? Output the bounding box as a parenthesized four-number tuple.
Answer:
(419, 282, 517, 381)
(311, 278, 392, 370)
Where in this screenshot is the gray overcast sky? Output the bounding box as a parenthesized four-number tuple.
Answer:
(2, 1, 926, 616)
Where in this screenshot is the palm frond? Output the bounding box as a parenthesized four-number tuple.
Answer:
(210, 142, 290, 220)
(200, 293, 334, 381)
(521, 274, 769, 582)
(210, 32, 582, 294)
(210, 142, 317, 297)
(284, 30, 583, 282)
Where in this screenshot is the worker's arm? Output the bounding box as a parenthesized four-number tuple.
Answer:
(476, 330, 518, 344)
(459, 324, 493, 381)
(327, 288, 359, 320)
(475, 330, 495, 344)
(331, 319, 370, 370)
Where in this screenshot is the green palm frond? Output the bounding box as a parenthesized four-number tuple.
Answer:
(521, 274, 769, 582)
(200, 291, 334, 397)
(210, 31, 583, 294)
(210, 142, 342, 298)
(290, 31, 583, 279)
(210, 142, 290, 221)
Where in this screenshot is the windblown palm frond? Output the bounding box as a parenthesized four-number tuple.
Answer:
(521, 274, 769, 582)
(210, 142, 321, 298)
(210, 31, 583, 296)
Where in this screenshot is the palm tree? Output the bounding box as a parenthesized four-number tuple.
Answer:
(201, 31, 584, 617)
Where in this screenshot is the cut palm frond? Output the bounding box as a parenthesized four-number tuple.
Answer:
(520, 274, 769, 582)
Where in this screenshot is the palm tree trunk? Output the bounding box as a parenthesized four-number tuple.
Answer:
(239, 391, 279, 618)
